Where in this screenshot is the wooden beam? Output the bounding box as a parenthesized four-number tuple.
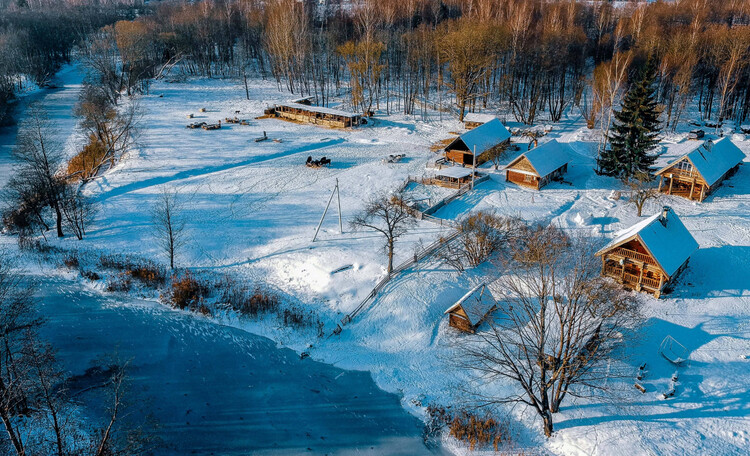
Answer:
(668, 176, 674, 194)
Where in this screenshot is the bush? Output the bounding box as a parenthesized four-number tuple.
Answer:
(105, 274, 132, 293)
(67, 135, 107, 181)
(425, 405, 512, 451)
(63, 254, 80, 270)
(220, 280, 280, 317)
(164, 272, 209, 311)
(127, 265, 166, 288)
(80, 269, 101, 281)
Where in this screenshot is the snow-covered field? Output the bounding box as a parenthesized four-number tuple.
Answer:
(3, 64, 750, 455)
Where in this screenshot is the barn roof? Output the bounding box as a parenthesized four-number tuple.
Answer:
(444, 283, 497, 326)
(435, 167, 474, 179)
(276, 101, 360, 119)
(656, 138, 745, 186)
(505, 139, 570, 177)
(445, 118, 511, 155)
(596, 207, 698, 277)
(463, 113, 497, 124)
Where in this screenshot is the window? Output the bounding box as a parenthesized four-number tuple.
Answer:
(675, 159, 693, 172)
(524, 174, 533, 182)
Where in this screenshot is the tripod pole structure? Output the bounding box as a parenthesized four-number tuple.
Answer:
(471, 145, 477, 190)
(336, 178, 343, 234)
(313, 184, 338, 242)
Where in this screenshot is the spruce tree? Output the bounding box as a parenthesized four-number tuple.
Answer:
(598, 60, 661, 179)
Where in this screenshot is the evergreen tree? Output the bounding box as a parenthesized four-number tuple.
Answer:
(598, 60, 662, 179)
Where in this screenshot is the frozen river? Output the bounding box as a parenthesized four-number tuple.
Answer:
(35, 275, 434, 455)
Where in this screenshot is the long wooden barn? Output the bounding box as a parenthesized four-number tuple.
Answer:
(504, 139, 570, 190)
(444, 118, 511, 166)
(655, 138, 745, 202)
(444, 283, 497, 333)
(272, 98, 363, 128)
(462, 113, 497, 130)
(596, 206, 698, 298)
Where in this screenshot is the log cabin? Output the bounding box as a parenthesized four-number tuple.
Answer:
(444, 118, 511, 166)
(444, 283, 497, 333)
(504, 139, 569, 190)
(273, 98, 363, 128)
(654, 138, 745, 202)
(462, 113, 497, 130)
(596, 206, 698, 298)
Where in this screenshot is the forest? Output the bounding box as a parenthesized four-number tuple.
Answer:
(2, 0, 750, 132)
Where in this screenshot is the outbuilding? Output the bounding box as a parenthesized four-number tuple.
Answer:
(272, 99, 363, 128)
(444, 118, 511, 166)
(655, 138, 745, 202)
(444, 283, 498, 333)
(504, 139, 569, 190)
(595, 206, 698, 298)
(463, 113, 497, 130)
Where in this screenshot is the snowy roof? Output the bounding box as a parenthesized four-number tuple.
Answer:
(444, 283, 497, 325)
(656, 138, 745, 186)
(436, 167, 474, 179)
(596, 207, 699, 277)
(463, 113, 497, 124)
(505, 139, 570, 177)
(276, 101, 360, 119)
(446, 118, 511, 155)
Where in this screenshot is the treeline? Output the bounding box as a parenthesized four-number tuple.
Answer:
(79, 0, 750, 130)
(0, 1, 143, 125)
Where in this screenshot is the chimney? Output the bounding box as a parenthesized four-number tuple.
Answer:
(660, 206, 671, 227)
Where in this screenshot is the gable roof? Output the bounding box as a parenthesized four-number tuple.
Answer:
(505, 139, 570, 177)
(463, 113, 497, 124)
(277, 101, 360, 119)
(444, 283, 497, 325)
(445, 118, 511, 155)
(436, 166, 474, 179)
(656, 138, 745, 186)
(596, 207, 698, 277)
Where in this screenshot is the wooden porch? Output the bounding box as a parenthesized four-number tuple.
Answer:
(601, 247, 666, 297)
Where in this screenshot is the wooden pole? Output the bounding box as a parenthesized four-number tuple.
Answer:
(313, 184, 338, 242)
(471, 145, 476, 190)
(336, 178, 343, 234)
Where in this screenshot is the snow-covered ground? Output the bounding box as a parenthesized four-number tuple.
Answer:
(3, 64, 750, 455)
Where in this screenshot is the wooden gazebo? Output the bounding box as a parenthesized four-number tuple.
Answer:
(596, 207, 698, 298)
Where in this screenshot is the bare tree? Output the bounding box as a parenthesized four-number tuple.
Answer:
(11, 104, 66, 237)
(151, 188, 187, 270)
(60, 184, 98, 240)
(456, 227, 638, 437)
(626, 172, 660, 217)
(350, 190, 415, 274)
(441, 212, 522, 271)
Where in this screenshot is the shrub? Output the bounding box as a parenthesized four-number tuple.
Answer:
(80, 269, 101, 281)
(165, 272, 209, 311)
(105, 274, 132, 293)
(425, 405, 512, 451)
(67, 135, 108, 181)
(63, 254, 80, 270)
(127, 265, 166, 288)
(221, 281, 280, 317)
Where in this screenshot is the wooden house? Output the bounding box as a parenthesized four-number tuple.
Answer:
(596, 206, 698, 298)
(273, 98, 362, 128)
(655, 138, 745, 202)
(504, 139, 569, 190)
(463, 113, 497, 130)
(444, 284, 497, 333)
(444, 118, 511, 166)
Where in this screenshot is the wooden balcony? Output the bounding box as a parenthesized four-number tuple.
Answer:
(605, 247, 657, 266)
(664, 167, 699, 180)
(603, 263, 663, 294)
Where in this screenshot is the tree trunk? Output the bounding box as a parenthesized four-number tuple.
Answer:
(54, 204, 63, 238)
(542, 410, 554, 437)
(0, 409, 24, 456)
(387, 239, 394, 274)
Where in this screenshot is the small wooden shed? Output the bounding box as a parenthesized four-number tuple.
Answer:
(463, 113, 497, 130)
(425, 167, 478, 189)
(444, 118, 511, 166)
(595, 206, 698, 298)
(444, 284, 498, 333)
(504, 139, 569, 190)
(655, 138, 745, 202)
